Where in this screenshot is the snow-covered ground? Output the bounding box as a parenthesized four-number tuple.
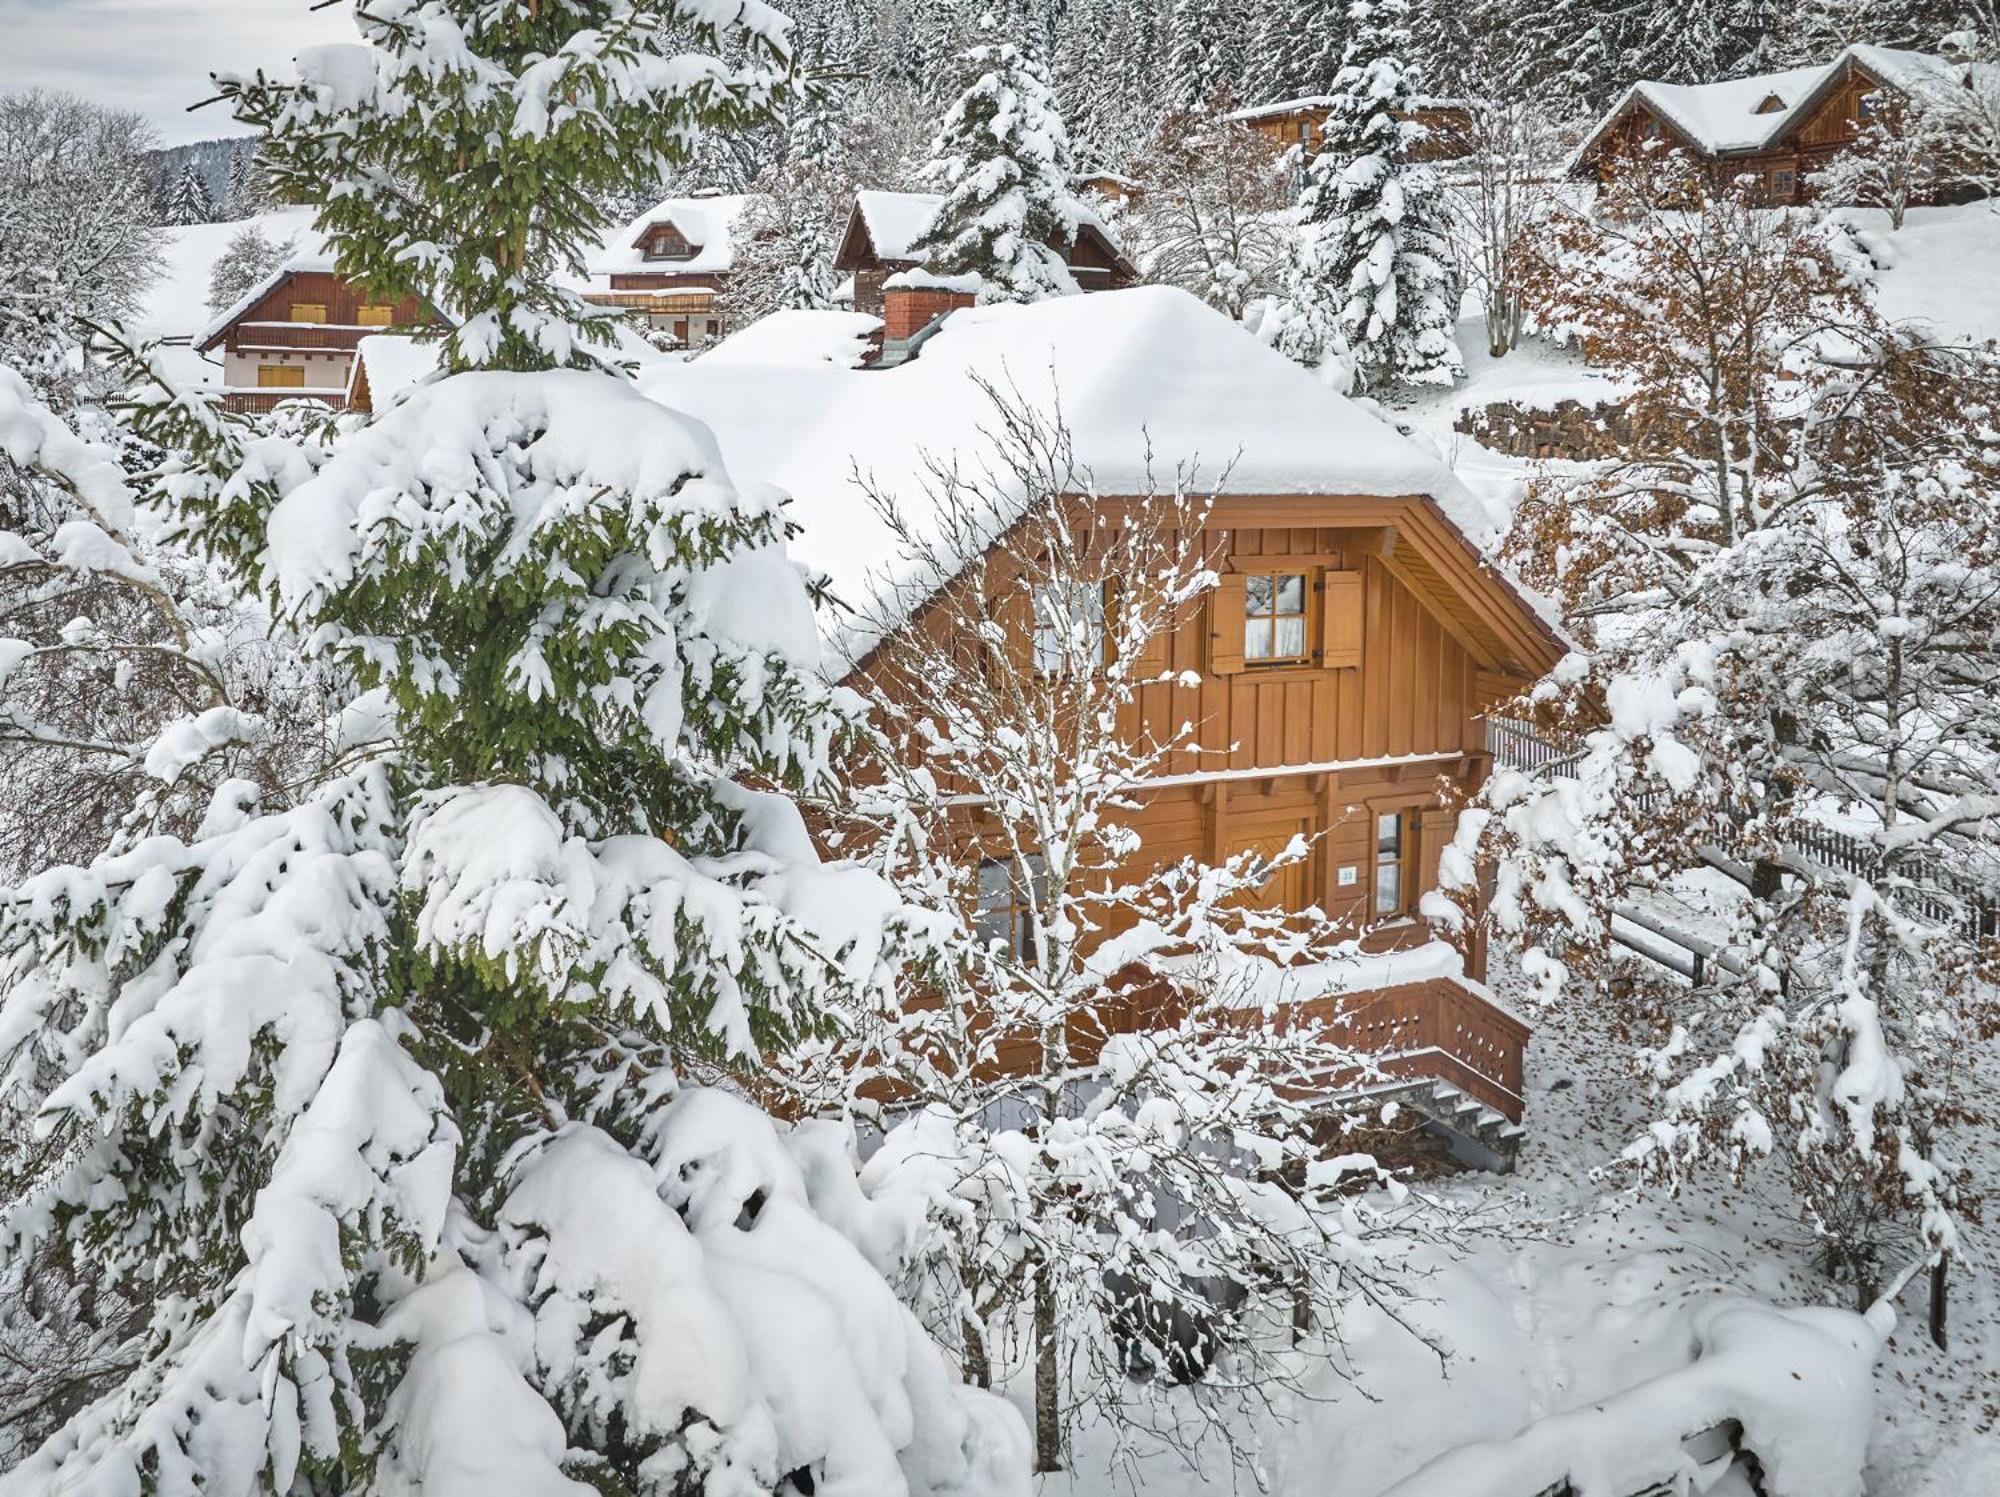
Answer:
(1024, 952, 1996, 1497)
(1829, 201, 2000, 347)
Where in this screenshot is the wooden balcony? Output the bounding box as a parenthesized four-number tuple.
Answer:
(219, 388, 347, 414)
(962, 961, 1528, 1126)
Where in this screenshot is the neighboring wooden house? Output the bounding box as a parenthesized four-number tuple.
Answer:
(1224, 95, 1475, 165)
(197, 261, 437, 413)
(1570, 43, 1994, 205)
(641, 287, 1565, 1152)
(1074, 171, 1143, 207)
(833, 190, 1137, 317)
(583, 192, 754, 349)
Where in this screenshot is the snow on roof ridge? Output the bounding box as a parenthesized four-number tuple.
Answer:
(854, 189, 945, 261)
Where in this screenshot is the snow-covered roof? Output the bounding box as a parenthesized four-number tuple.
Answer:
(195, 252, 339, 350)
(1575, 44, 1995, 167)
(345, 333, 440, 410)
(590, 193, 758, 278)
(1224, 94, 1471, 124)
(851, 190, 946, 263)
(700, 310, 882, 370)
(842, 189, 1131, 277)
(636, 287, 1519, 664)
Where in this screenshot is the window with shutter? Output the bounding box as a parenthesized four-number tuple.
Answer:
(289, 302, 327, 324)
(1243, 572, 1310, 665)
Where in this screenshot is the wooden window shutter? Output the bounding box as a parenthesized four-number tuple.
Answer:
(1319, 569, 1364, 670)
(1207, 574, 1247, 675)
(1112, 579, 1170, 677)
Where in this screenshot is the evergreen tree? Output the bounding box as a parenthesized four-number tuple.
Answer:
(221, 142, 266, 218)
(1276, 0, 1463, 392)
(162, 159, 213, 226)
(0, 4, 1029, 1492)
(1167, 0, 1240, 106)
(1275, 0, 1350, 99)
(909, 25, 1089, 302)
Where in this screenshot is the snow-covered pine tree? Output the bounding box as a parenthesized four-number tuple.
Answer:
(1166, 0, 1241, 107)
(0, 4, 1030, 1493)
(221, 142, 266, 218)
(1275, 0, 1463, 392)
(908, 23, 1090, 302)
(161, 159, 214, 226)
(1286, 0, 1359, 100)
(1622, 0, 1775, 86)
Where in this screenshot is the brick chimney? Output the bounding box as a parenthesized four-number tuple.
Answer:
(881, 283, 977, 342)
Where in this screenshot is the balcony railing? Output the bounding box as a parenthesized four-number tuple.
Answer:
(219, 388, 346, 414)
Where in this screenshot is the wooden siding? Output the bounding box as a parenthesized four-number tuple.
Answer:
(847, 499, 1561, 951)
(838, 494, 1560, 1124)
(208, 270, 428, 354)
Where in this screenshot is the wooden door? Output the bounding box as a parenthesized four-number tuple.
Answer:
(1226, 814, 1314, 913)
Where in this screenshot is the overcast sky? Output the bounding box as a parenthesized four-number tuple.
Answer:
(10, 1, 356, 145)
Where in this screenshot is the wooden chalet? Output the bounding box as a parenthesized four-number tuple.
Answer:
(584, 192, 753, 349)
(1571, 43, 1994, 206)
(197, 261, 438, 414)
(833, 190, 1137, 319)
(643, 289, 1565, 1160)
(1224, 95, 1476, 165)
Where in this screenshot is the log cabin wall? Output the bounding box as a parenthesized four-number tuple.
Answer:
(219, 271, 426, 349)
(844, 498, 1548, 973)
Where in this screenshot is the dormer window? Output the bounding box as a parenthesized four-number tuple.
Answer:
(643, 225, 695, 262)
(1754, 93, 1787, 114)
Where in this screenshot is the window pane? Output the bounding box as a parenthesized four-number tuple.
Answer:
(1245, 575, 1272, 613)
(1375, 861, 1403, 916)
(1377, 813, 1401, 855)
(1245, 618, 1274, 659)
(1274, 616, 1305, 657)
(1275, 573, 1306, 613)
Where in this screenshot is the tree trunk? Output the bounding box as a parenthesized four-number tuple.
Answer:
(1930, 1254, 1949, 1351)
(1033, 1264, 1062, 1473)
(962, 1309, 992, 1389)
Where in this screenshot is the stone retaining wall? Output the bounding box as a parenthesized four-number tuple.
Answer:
(1455, 397, 1634, 460)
